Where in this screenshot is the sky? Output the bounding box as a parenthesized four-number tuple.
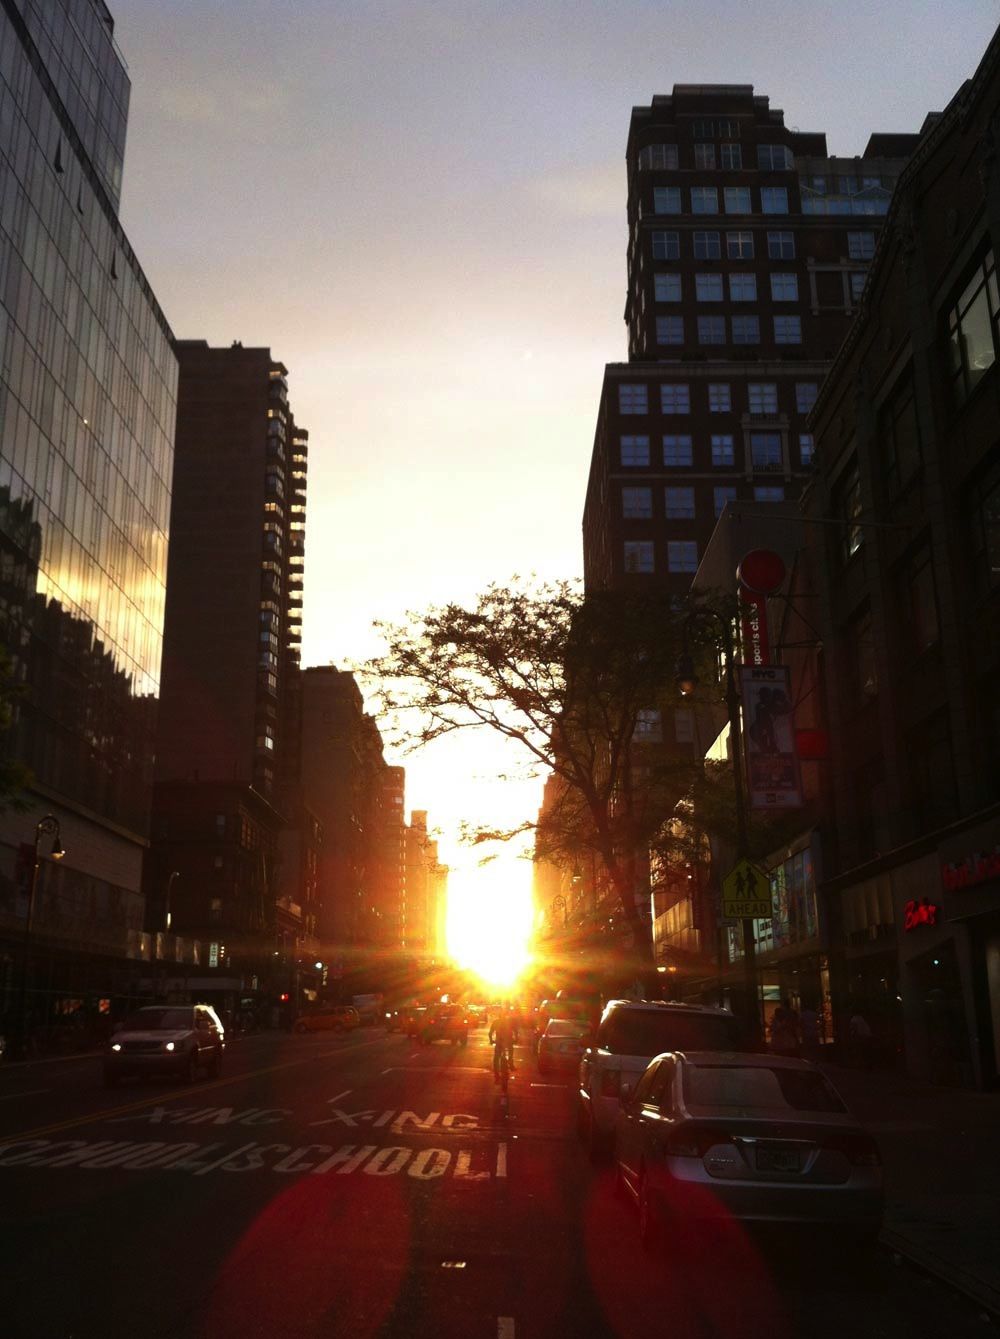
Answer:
(115, 0, 999, 899)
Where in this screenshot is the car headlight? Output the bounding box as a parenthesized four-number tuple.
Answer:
(111, 1042, 122, 1052)
(164, 1041, 175, 1052)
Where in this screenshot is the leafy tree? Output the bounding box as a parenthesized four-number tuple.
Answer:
(364, 580, 710, 969)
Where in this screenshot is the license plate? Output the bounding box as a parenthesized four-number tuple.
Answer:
(755, 1146, 800, 1173)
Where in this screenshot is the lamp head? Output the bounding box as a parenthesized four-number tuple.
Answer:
(675, 652, 698, 697)
(50, 836, 65, 860)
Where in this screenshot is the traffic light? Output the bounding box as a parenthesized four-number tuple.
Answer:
(279, 992, 290, 1003)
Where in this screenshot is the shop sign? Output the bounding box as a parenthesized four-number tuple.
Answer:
(942, 845, 1000, 892)
(737, 549, 786, 667)
(903, 898, 939, 932)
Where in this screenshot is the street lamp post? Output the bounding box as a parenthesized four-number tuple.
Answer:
(164, 870, 180, 933)
(550, 894, 568, 930)
(676, 610, 761, 1045)
(10, 814, 65, 1062)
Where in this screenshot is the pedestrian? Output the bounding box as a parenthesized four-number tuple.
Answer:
(799, 1002, 821, 1062)
(769, 998, 800, 1056)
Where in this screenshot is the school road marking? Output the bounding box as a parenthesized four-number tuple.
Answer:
(0, 1038, 385, 1147)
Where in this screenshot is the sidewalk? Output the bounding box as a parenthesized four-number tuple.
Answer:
(824, 1062, 1000, 1315)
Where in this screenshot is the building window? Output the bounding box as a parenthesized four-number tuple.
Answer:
(750, 432, 783, 471)
(695, 273, 724, 301)
(908, 712, 958, 830)
(652, 231, 680, 259)
(774, 314, 802, 344)
(693, 230, 721, 259)
(663, 434, 693, 466)
(848, 607, 878, 705)
(770, 272, 799, 302)
(691, 186, 719, 214)
(798, 434, 814, 466)
(732, 314, 760, 344)
(698, 315, 726, 344)
(654, 273, 682, 301)
(691, 119, 714, 138)
(654, 186, 682, 214)
(971, 471, 1000, 591)
(622, 486, 653, 518)
(847, 230, 876, 260)
(639, 143, 679, 170)
(711, 434, 735, 466)
(836, 460, 864, 562)
(619, 384, 648, 414)
(720, 142, 742, 170)
(724, 186, 752, 214)
(795, 382, 818, 414)
(727, 230, 754, 259)
(760, 187, 789, 214)
(714, 485, 737, 516)
(754, 485, 785, 502)
(674, 709, 695, 744)
(624, 541, 655, 573)
(757, 144, 792, 171)
(748, 382, 779, 414)
(621, 434, 650, 466)
(729, 273, 757, 302)
(708, 383, 731, 413)
(767, 230, 795, 259)
(665, 486, 696, 519)
(717, 118, 741, 138)
(850, 271, 867, 301)
(878, 369, 921, 496)
(635, 709, 663, 742)
(947, 250, 999, 405)
(667, 541, 699, 573)
(656, 316, 685, 344)
(694, 143, 716, 170)
(904, 545, 939, 652)
(660, 384, 691, 414)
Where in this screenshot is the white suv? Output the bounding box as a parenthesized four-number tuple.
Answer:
(577, 1000, 743, 1161)
(104, 1004, 225, 1087)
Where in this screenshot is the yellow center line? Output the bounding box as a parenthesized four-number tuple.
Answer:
(0, 1036, 390, 1147)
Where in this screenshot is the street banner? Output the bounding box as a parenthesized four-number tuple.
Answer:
(740, 664, 803, 809)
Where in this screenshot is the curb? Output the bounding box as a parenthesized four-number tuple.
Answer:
(881, 1226, 1000, 1319)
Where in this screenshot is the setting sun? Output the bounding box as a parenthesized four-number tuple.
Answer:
(446, 857, 534, 992)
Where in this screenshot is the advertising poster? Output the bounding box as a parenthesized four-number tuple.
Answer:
(740, 664, 803, 809)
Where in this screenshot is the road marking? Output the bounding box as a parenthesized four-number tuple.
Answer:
(0, 1088, 50, 1102)
(496, 1142, 507, 1178)
(327, 1090, 352, 1105)
(381, 1068, 392, 1075)
(0, 1042, 382, 1147)
(498, 1318, 515, 1338)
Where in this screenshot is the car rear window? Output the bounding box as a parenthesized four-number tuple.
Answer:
(683, 1064, 847, 1113)
(599, 1010, 741, 1057)
(546, 1019, 587, 1037)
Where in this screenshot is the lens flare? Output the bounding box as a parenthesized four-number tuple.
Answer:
(446, 857, 533, 990)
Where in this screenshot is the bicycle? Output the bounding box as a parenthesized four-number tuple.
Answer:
(496, 1046, 512, 1116)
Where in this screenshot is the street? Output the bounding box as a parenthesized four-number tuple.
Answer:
(0, 1021, 991, 1339)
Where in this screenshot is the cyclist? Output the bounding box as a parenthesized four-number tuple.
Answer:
(489, 1005, 518, 1083)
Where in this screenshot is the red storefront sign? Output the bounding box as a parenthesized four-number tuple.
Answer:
(736, 550, 786, 667)
(904, 898, 939, 931)
(942, 845, 1000, 892)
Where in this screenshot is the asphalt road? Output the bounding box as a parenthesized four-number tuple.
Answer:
(0, 1025, 991, 1339)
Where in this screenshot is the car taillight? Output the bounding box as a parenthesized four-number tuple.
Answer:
(831, 1133, 881, 1167)
(600, 1069, 621, 1097)
(665, 1125, 728, 1158)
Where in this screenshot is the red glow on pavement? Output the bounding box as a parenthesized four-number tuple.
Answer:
(201, 1169, 411, 1338)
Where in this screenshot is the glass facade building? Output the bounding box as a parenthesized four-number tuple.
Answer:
(0, 1, 177, 983)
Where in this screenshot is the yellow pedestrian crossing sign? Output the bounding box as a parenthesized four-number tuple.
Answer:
(721, 859, 772, 919)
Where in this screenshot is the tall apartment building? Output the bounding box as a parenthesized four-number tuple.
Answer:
(0, 2, 177, 1022)
(404, 811, 442, 955)
(149, 343, 308, 981)
(583, 84, 918, 597)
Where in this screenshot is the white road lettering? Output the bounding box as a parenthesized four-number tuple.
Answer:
(272, 1144, 333, 1174)
(311, 1143, 377, 1175)
(454, 1150, 490, 1181)
(440, 1114, 478, 1129)
(496, 1142, 508, 1178)
(391, 1111, 440, 1134)
(408, 1148, 450, 1179)
(363, 1147, 411, 1176)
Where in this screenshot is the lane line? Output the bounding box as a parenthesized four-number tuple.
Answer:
(496, 1142, 507, 1178)
(0, 1088, 50, 1102)
(0, 1038, 387, 1146)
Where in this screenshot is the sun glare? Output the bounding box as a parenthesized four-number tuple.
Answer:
(446, 857, 534, 991)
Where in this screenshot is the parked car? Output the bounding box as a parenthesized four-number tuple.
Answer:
(405, 1006, 429, 1037)
(578, 1000, 743, 1161)
(103, 1004, 225, 1087)
(418, 1005, 469, 1046)
(537, 1018, 591, 1075)
(293, 1005, 360, 1034)
(614, 1050, 883, 1247)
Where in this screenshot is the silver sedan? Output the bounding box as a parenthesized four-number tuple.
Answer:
(614, 1050, 883, 1247)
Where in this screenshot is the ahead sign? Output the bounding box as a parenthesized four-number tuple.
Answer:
(721, 859, 772, 920)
